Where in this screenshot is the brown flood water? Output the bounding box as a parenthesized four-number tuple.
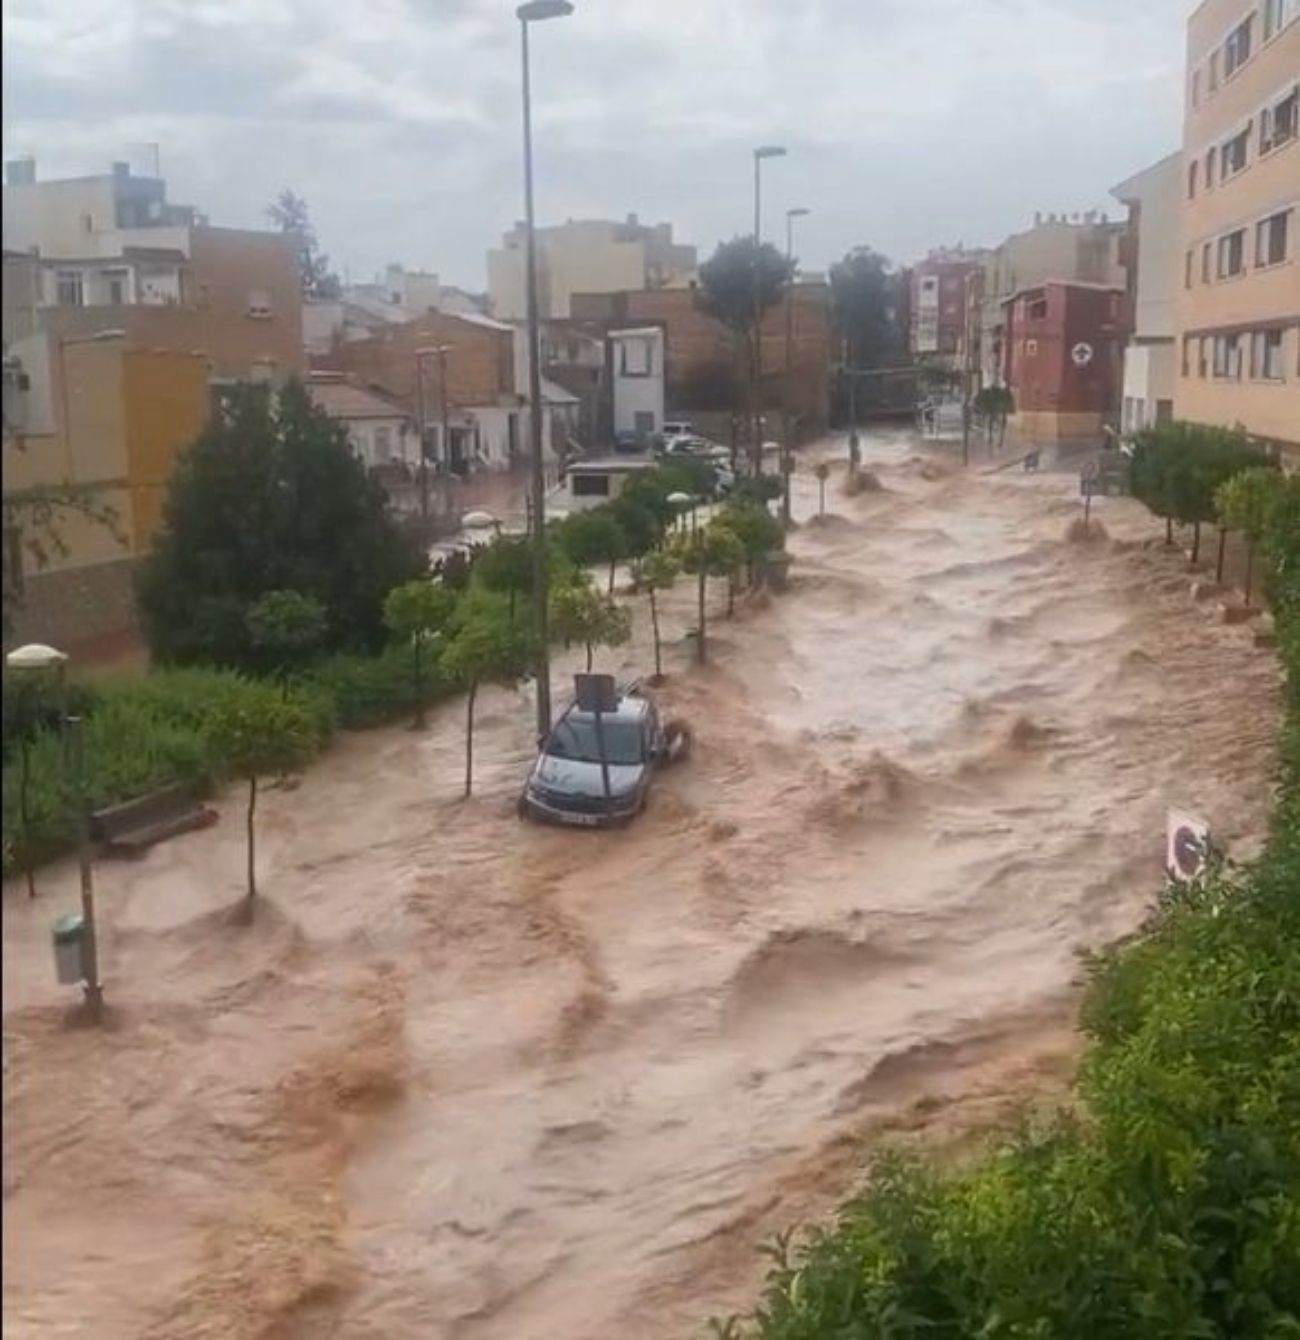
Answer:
(2, 431, 1282, 1339)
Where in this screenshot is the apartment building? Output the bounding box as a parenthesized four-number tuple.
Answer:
(1112, 153, 1183, 433)
(910, 249, 989, 366)
(1177, 0, 1300, 453)
(488, 215, 697, 321)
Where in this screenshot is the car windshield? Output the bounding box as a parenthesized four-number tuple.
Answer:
(546, 715, 644, 767)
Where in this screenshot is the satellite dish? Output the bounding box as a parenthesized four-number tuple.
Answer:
(1166, 808, 1211, 883)
(1072, 342, 1095, 368)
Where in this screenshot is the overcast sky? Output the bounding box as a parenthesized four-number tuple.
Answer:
(2, 0, 1191, 290)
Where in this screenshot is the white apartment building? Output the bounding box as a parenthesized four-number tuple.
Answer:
(1112, 153, 1183, 433)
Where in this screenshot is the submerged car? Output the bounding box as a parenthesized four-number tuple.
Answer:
(520, 687, 689, 827)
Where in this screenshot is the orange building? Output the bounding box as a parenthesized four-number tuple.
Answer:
(1176, 0, 1300, 454)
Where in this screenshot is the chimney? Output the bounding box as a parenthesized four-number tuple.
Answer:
(5, 157, 36, 186)
(111, 161, 130, 179)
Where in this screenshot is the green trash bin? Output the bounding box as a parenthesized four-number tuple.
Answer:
(52, 913, 85, 986)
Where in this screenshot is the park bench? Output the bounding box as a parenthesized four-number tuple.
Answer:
(91, 785, 215, 857)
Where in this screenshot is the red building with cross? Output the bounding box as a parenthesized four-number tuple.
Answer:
(1001, 280, 1129, 443)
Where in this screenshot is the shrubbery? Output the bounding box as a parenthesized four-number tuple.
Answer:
(720, 459, 1300, 1339)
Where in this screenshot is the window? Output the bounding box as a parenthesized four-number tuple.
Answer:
(1217, 229, 1246, 278)
(1213, 333, 1243, 379)
(1205, 148, 1216, 188)
(1185, 250, 1195, 288)
(1182, 335, 1195, 376)
(1251, 329, 1286, 380)
(1257, 210, 1291, 267)
(1192, 67, 1202, 109)
(102, 269, 128, 305)
(1264, 0, 1300, 40)
(1221, 125, 1250, 178)
(373, 425, 393, 461)
(1198, 337, 1210, 378)
(246, 288, 272, 319)
(571, 472, 611, 498)
(1261, 86, 1299, 152)
(1202, 242, 1213, 283)
(55, 270, 84, 307)
(1188, 159, 1199, 199)
(1024, 338, 1039, 356)
(619, 336, 653, 376)
(1156, 400, 1174, 425)
(1224, 16, 1253, 76)
(1026, 297, 1048, 320)
(1210, 49, 1220, 91)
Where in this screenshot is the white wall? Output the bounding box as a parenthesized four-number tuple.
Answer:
(1129, 157, 1181, 341)
(610, 328, 665, 436)
(344, 415, 416, 469)
(1121, 341, 1176, 432)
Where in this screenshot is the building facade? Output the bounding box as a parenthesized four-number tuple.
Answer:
(1176, 0, 1300, 453)
(1002, 282, 1127, 442)
(608, 326, 666, 441)
(488, 215, 697, 321)
(1112, 153, 1183, 433)
(910, 249, 988, 366)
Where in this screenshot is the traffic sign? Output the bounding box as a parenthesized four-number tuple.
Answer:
(1072, 342, 1095, 368)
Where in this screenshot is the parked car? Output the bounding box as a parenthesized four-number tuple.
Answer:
(661, 420, 695, 441)
(519, 686, 690, 827)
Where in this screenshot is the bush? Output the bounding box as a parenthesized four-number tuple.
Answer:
(721, 509, 1300, 1338)
(306, 645, 452, 730)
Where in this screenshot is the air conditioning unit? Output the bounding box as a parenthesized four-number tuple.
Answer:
(1166, 808, 1212, 883)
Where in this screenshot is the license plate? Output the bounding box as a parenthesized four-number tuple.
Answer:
(561, 811, 603, 827)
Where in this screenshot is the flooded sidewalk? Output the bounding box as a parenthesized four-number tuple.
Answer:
(2, 429, 1281, 1339)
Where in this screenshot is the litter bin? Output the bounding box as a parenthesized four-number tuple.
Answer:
(52, 913, 86, 985)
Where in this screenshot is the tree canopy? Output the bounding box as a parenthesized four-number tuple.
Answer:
(137, 380, 425, 669)
(266, 189, 341, 300)
(829, 247, 907, 371)
(697, 237, 794, 336)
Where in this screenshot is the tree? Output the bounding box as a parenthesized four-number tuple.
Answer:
(814, 462, 831, 517)
(266, 189, 340, 300)
(830, 247, 906, 381)
(549, 583, 632, 673)
(631, 549, 680, 681)
(475, 534, 535, 625)
(137, 380, 424, 669)
(383, 579, 457, 728)
(440, 606, 530, 797)
(557, 509, 628, 593)
(207, 692, 317, 906)
(674, 521, 745, 665)
(719, 500, 784, 588)
(698, 237, 795, 470)
(974, 386, 1014, 449)
(1217, 467, 1282, 607)
(246, 589, 327, 693)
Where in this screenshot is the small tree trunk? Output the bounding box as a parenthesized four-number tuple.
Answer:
(246, 775, 258, 901)
(818, 479, 826, 517)
(1191, 521, 1201, 568)
(585, 642, 594, 672)
(1245, 543, 1255, 607)
(1216, 528, 1227, 584)
(1165, 516, 1174, 546)
(464, 683, 477, 798)
(650, 588, 663, 679)
(412, 638, 426, 730)
(608, 559, 617, 594)
(697, 567, 708, 665)
(727, 574, 736, 618)
(998, 415, 1008, 450)
(20, 741, 35, 899)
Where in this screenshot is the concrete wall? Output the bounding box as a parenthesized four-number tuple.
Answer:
(610, 328, 665, 436)
(1122, 341, 1178, 431)
(3, 177, 119, 255)
(1176, 0, 1300, 446)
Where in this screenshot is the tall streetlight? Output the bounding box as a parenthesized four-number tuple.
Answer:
(518, 0, 573, 739)
(6, 642, 103, 1021)
(751, 145, 787, 474)
(782, 206, 810, 526)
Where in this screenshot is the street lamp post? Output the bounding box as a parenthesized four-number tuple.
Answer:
(783, 206, 810, 527)
(6, 643, 103, 1021)
(751, 145, 787, 475)
(518, 0, 573, 740)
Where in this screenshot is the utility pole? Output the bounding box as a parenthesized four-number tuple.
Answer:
(517, 0, 573, 739)
(751, 144, 786, 476)
(438, 345, 451, 486)
(783, 206, 809, 527)
(415, 353, 429, 542)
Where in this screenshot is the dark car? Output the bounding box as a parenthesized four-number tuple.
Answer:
(520, 688, 685, 827)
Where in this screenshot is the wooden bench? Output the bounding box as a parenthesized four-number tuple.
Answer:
(91, 785, 215, 857)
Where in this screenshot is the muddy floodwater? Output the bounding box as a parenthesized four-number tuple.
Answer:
(3, 432, 1281, 1339)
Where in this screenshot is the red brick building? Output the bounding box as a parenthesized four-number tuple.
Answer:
(1001, 281, 1128, 442)
(570, 282, 832, 432)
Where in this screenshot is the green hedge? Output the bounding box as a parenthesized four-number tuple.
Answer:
(305, 645, 452, 730)
(721, 488, 1300, 1338)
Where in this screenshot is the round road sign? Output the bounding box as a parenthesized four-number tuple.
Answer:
(1072, 342, 1095, 368)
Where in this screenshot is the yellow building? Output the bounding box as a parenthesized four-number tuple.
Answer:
(1176, 0, 1300, 454)
(3, 331, 208, 657)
